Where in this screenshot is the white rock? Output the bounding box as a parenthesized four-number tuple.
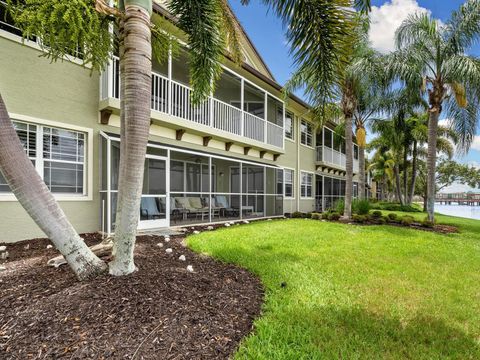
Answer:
(165, 248, 173, 254)
(193, 230, 200, 234)
(186, 265, 194, 273)
(321, 220, 326, 222)
(1, 251, 8, 260)
(24, 244, 30, 250)
(207, 226, 214, 230)
(0, 266, 6, 272)
(178, 255, 186, 261)
(224, 223, 231, 227)
(46, 245, 53, 249)
(243, 220, 249, 224)
(165, 237, 170, 243)
(268, 218, 272, 221)
(0, 246, 6, 252)
(157, 242, 164, 248)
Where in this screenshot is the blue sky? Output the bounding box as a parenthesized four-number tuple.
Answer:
(230, 0, 480, 191)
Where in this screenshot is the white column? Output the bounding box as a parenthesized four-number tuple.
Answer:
(168, 47, 172, 115)
(264, 92, 268, 143)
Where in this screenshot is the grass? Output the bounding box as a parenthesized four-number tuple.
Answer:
(188, 213, 480, 359)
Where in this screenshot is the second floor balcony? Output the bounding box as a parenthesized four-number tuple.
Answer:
(100, 52, 285, 152)
(316, 126, 359, 173)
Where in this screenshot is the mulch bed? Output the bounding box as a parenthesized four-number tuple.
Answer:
(0, 230, 264, 359)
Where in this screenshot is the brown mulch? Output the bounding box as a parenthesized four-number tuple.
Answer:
(0, 231, 264, 359)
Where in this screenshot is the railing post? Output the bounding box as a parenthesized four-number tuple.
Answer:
(168, 46, 172, 115)
(241, 78, 244, 136)
(107, 58, 113, 99)
(209, 96, 214, 128)
(264, 92, 268, 144)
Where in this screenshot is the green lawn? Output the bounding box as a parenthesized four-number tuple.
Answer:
(188, 214, 480, 359)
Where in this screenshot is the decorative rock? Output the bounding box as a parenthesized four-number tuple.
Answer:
(1, 251, 8, 260)
(193, 230, 200, 234)
(0, 266, 6, 272)
(0, 246, 6, 252)
(178, 255, 186, 261)
(224, 223, 231, 227)
(157, 242, 164, 248)
(186, 265, 194, 273)
(243, 220, 249, 224)
(165, 237, 170, 243)
(267, 218, 272, 221)
(24, 244, 30, 250)
(46, 245, 53, 249)
(207, 226, 214, 230)
(165, 248, 173, 254)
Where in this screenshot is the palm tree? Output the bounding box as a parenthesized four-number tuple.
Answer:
(2, 0, 241, 278)
(388, 1, 480, 221)
(368, 151, 395, 201)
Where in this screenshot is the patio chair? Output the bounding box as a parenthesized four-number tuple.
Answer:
(140, 197, 162, 220)
(215, 195, 239, 217)
(188, 197, 209, 220)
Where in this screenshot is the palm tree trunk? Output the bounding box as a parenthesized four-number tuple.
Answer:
(426, 109, 440, 222)
(109, 3, 152, 276)
(358, 145, 365, 200)
(408, 140, 418, 204)
(0, 94, 107, 280)
(344, 113, 354, 219)
(394, 164, 404, 205)
(403, 148, 408, 203)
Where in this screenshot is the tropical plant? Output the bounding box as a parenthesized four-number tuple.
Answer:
(387, 0, 480, 221)
(1, 0, 241, 279)
(368, 150, 395, 201)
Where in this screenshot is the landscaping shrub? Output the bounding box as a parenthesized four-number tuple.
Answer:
(328, 212, 341, 221)
(311, 213, 322, 220)
(304, 212, 312, 219)
(401, 216, 414, 226)
(352, 214, 367, 223)
(352, 199, 371, 215)
(376, 217, 387, 225)
(370, 201, 421, 213)
(292, 212, 304, 219)
(334, 199, 345, 215)
(371, 210, 382, 218)
(387, 213, 398, 221)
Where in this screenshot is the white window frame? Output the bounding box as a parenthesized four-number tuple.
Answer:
(283, 167, 295, 199)
(0, 113, 93, 201)
(300, 119, 313, 148)
(285, 112, 295, 142)
(300, 171, 314, 199)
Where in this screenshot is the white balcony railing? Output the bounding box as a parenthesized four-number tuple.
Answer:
(316, 145, 359, 173)
(101, 57, 284, 150)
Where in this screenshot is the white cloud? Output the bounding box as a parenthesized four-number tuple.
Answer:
(369, 0, 431, 54)
(470, 136, 480, 152)
(438, 118, 452, 128)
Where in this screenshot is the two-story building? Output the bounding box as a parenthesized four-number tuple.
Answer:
(0, 1, 360, 242)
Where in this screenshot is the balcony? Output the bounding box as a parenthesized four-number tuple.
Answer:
(316, 145, 359, 173)
(100, 56, 284, 152)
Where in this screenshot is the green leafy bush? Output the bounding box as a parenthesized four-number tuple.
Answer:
(370, 201, 421, 213)
(334, 199, 345, 214)
(352, 214, 367, 223)
(353, 199, 371, 215)
(387, 213, 398, 221)
(401, 216, 414, 226)
(292, 212, 303, 218)
(328, 212, 341, 221)
(376, 217, 387, 225)
(311, 213, 322, 220)
(321, 212, 330, 220)
(371, 210, 382, 218)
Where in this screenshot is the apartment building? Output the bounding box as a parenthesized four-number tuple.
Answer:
(0, 1, 360, 242)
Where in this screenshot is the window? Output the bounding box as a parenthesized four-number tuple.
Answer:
(300, 119, 313, 147)
(301, 171, 313, 198)
(285, 112, 294, 140)
(284, 169, 294, 198)
(276, 169, 283, 195)
(354, 144, 359, 160)
(0, 121, 87, 195)
(324, 128, 333, 148)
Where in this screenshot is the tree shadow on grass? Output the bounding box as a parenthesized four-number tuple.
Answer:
(247, 305, 480, 359)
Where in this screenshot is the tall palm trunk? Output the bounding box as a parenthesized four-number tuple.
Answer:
(109, 3, 152, 276)
(408, 140, 418, 204)
(426, 109, 440, 222)
(358, 145, 365, 200)
(394, 164, 404, 205)
(344, 112, 353, 219)
(403, 148, 408, 203)
(0, 95, 106, 280)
